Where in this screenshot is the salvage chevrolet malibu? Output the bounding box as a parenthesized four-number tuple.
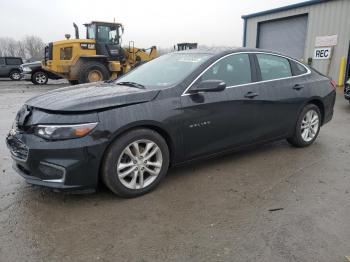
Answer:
(6, 48, 336, 197)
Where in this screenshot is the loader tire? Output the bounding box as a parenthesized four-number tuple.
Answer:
(78, 61, 109, 84)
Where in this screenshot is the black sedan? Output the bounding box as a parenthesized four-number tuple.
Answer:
(6, 48, 336, 198)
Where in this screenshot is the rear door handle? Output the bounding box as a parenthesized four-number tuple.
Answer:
(244, 91, 259, 99)
(293, 84, 304, 90)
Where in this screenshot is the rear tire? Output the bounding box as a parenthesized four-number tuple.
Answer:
(31, 71, 48, 85)
(9, 70, 21, 81)
(102, 128, 169, 198)
(78, 61, 109, 84)
(287, 104, 321, 147)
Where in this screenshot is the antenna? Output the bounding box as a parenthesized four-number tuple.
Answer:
(113, 17, 115, 23)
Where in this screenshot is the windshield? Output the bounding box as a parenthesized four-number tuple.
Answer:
(97, 25, 119, 44)
(115, 53, 211, 88)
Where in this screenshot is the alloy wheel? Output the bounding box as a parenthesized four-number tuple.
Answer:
(35, 72, 47, 84)
(12, 72, 21, 80)
(117, 139, 163, 190)
(301, 109, 319, 142)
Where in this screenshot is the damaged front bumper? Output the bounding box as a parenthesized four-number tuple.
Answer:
(5, 106, 108, 191)
(6, 130, 106, 190)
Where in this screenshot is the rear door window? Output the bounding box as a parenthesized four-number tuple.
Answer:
(5, 58, 22, 65)
(0, 58, 5, 65)
(201, 53, 252, 86)
(256, 54, 292, 81)
(290, 60, 308, 76)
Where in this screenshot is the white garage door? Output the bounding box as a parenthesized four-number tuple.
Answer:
(257, 15, 308, 60)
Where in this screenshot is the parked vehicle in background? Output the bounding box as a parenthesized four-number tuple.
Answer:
(6, 48, 336, 198)
(344, 79, 350, 104)
(0, 57, 23, 80)
(20, 61, 61, 85)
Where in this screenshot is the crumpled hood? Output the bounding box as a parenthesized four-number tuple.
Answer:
(25, 82, 160, 112)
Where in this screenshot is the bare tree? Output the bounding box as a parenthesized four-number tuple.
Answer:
(0, 36, 45, 61)
(23, 36, 45, 60)
(0, 38, 6, 56)
(0, 37, 17, 56)
(7, 38, 18, 56)
(16, 40, 27, 58)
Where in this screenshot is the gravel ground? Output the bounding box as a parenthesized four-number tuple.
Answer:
(0, 79, 349, 262)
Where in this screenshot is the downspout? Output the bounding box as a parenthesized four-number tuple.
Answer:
(242, 18, 247, 47)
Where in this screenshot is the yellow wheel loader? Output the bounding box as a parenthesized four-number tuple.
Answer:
(42, 21, 157, 84)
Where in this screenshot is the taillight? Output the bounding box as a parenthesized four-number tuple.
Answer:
(330, 80, 337, 89)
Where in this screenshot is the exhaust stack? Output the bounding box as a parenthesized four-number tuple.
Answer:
(73, 23, 79, 39)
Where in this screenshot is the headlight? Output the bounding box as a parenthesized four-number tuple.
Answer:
(22, 66, 32, 73)
(34, 122, 98, 140)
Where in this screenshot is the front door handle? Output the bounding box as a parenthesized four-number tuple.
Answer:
(293, 84, 304, 90)
(244, 91, 259, 99)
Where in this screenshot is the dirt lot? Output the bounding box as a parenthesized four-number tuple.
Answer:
(0, 79, 349, 262)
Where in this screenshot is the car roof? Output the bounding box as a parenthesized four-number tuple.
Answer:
(174, 47, 300, 62)
(175, 47, 285, 55)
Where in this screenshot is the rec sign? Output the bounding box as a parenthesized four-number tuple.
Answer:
(313, 47, 332, 60)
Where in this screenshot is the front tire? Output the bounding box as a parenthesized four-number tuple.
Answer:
(287, 104, 321, 147)
(102, 129, 169, 198)
(31, 71, 48, 85)
(9, 70, 21, 81)
(78, 61, 109, 84)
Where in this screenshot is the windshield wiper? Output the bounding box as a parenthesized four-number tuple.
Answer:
(116, 81, 145, 89)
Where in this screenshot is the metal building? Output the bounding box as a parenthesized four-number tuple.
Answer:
(242, 0, 350, 85)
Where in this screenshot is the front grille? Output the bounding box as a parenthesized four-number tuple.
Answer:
(7, 137, 29, 161)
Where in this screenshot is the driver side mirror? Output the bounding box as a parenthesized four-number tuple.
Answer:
(190, 80, 226, 93)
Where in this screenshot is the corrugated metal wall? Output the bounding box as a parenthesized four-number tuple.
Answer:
(244, 0, 350, 82)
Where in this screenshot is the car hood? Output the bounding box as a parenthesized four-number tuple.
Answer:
(25, 82, 161, 112)
(21, 61, 41, 67)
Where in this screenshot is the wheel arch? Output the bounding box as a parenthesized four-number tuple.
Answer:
(31, 69, 48, 78)
(9, 68, 21, 80)
(306, 98, 325, 125)
(98, 121, 176, 181)
(9, 68, 20, 75)
(73, 57, 110, 82)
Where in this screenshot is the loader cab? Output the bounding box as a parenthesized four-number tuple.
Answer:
(85, 21, 125, 61)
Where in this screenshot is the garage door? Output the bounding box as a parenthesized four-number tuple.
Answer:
(257, 15, 308, 60)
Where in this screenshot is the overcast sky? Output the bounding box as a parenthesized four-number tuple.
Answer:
(0, 0, 305, 48)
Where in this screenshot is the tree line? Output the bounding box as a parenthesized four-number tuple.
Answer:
(0, 36, 45, 61)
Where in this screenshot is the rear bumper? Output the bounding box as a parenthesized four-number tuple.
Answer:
(323, 90, 336, 125)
